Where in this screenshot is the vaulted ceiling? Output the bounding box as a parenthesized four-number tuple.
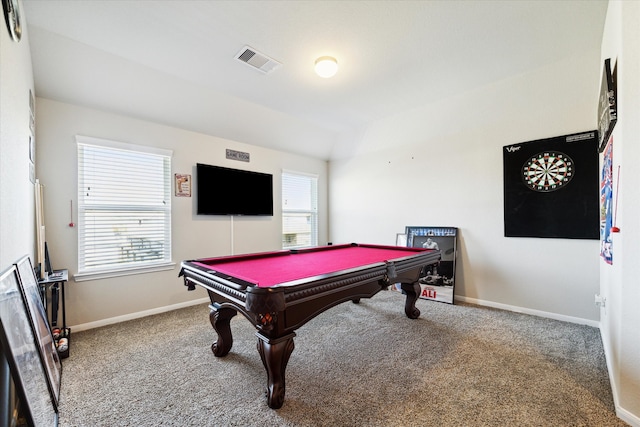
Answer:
(23, 1, 608, 160)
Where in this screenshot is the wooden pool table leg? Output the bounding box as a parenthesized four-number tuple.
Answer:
(400, 282, 421, 319)
(256, 332, 295, 409)
(209, 304, 237, 357)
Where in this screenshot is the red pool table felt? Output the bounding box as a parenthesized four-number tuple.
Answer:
(193, 245, 426, 287)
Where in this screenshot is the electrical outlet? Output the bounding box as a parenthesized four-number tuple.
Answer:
(595, 294, 606, 308)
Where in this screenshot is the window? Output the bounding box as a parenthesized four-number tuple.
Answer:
(76, 136, 173, 280)
(282, 171, 318, 249)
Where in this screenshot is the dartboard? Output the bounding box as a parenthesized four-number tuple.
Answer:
(522, 151, 574, 192)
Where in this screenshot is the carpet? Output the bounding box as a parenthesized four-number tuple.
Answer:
(57, 290, 625, 426)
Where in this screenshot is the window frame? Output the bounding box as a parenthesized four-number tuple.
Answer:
(74, 135, 174, 282)
(281, 170, 318, 249)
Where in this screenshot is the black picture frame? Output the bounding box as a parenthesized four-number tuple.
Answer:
(0, 266, 58, 426)
(403, 226, 458, 304)
(15, 255, 61, 406)
(598, 58, 617, 153)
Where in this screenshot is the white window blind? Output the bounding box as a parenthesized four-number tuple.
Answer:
(76, 136, 172, 279)
(282, 171, 318, 249)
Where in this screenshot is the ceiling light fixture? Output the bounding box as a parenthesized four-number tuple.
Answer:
(314, 56, 338, 78)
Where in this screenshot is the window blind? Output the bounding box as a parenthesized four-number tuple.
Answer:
(76, 136, 172, 277)
(282, 171, 318, 248)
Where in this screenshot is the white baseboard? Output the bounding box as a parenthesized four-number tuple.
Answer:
(454, 295, 600, 328)
(615, 405, 640, 427)
(73, 295, 598, 333)
(69, 297, 210, 333)
(599, 322, 640, 427)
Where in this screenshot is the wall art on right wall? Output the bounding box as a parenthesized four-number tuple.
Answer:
(503, 130, 599, 239)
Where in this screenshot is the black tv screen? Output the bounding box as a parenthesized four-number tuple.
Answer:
(196, 163, 273, 216)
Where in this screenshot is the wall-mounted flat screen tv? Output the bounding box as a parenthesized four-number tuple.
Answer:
(196, 163, 273, 216)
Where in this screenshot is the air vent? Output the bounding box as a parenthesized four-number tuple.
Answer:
(234, 46, 281, 74)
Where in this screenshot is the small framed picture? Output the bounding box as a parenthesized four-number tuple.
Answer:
(174, 173, 191, 197)
(29, 161, 35, 183)
(29, 134, 35, 162)
(0, 265, 58, 426)
(29, 89, 35, 117)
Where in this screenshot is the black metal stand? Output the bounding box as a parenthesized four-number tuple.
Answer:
(38, 269, 68, 328)
(39, 269, 70, 358)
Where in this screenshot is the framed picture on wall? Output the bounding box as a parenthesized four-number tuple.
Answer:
(29, 134, 35, 162)
(29, 89, 36, 183)
(405, 226, 458, 304)
(174, 173, 191, 197)
(598, 58, 617, 153)
(0, 265, 58, 426)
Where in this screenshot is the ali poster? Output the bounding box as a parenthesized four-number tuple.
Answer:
(391, 226, 458, 304)
(503, 131, 599, 239)
(600, 137, 613, 264)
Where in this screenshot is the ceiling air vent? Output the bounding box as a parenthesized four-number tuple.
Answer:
(234, 46, 281, 74)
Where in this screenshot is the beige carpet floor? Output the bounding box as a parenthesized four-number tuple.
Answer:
(57, 290, 626, 426)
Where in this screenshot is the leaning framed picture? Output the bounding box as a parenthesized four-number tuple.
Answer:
(0, 265, 58, 426)
(405, 226, 458, 304)
(15, 255, 62, 406)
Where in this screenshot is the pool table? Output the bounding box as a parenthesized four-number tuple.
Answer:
(179, 243, 440, 408)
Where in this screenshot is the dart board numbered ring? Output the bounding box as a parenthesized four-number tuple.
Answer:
(522, 151, 574, 192)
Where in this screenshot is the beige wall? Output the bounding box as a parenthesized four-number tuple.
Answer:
(329, 49, 602, 323)
(599, 1, 640, 424)
(34, 98, 328, 328)
(0, 2, 35, 268)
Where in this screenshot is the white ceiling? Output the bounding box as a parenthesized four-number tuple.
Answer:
(22, 0, 608, 160)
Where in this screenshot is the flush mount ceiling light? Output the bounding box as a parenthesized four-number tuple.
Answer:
(314, 56, 338, 78)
